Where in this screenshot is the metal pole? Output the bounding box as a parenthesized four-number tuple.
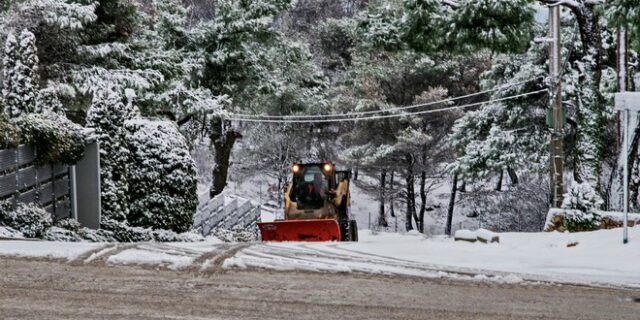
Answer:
(624, 108, 629, 244)
(549, 5, 564, 208)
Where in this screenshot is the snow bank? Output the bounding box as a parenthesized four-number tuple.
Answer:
(0, 240, 104, 260)
(107, 248, 195, 270)
(0, 226, 23, 239)
(229, 227, 640, 288)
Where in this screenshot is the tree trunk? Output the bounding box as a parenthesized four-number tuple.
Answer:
(410, 174, 419, 230)
(389, 170, 395, 218)
(378, 170, 388, 227)
(418, 169, 426, 233)
(209, 118, 241, 198)
(446, 174, 458, 236)
(277, 174, 283, 208)
(354, 168, 359, 181)
(495, 170, 503, 191)
(405, 154, 415, 232)
(507, 167, 518, 185)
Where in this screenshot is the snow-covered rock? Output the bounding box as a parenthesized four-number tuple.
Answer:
(454, 229, 477, 242)
(476, 228, 500, 243)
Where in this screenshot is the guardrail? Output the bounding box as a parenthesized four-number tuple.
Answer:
(193, 191, 261, 236)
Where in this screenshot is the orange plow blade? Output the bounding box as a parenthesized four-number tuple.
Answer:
(258, 219, 341, 242)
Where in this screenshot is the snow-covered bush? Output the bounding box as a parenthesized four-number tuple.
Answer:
(101, 219, 203, 242)
(42, 226, 84, 242)
(12, 113, 87, 164)
(562, 182, 604, 212)
(561, 182, 603, 231)
(0, 202, 52, 238)
(125, 118, 197, 233)
(86, 88, 135, 222)
(213, 225, 258, 243)
(0, 114, 20, 148)
(100, 219, 153, 242)
(463, 177, 549, 232)
(46, 218, 117, 242)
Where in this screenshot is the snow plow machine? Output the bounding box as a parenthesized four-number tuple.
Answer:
(258, 162, 358, 242)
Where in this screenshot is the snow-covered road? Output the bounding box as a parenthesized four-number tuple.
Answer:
(1, 227, 639, 288)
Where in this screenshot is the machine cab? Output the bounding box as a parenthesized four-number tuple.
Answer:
(290, 162, 335, 210)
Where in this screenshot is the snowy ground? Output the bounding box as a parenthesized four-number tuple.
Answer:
(1, 227, 639, 288)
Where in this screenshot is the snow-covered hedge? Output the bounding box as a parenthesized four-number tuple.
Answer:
(125, 118, 198, 233)
(12, 113, 87, 164)
(545, 209, 640, 232)
(0, 114, 20, 148)
(0, 201, 52, 238)
(0, 112, 87, 165)
(100, 219, 204, 242)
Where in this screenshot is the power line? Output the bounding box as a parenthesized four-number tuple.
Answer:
(225, 89, 548, 124)
(229, 77, 543, 120)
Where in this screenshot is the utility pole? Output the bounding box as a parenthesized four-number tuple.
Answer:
(548, 5, 564, 208)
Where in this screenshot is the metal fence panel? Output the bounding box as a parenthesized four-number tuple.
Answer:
(53, 164, 67, 177)
(0, 173, 16, 198)
(16, 166, 37, 191)
(0, 149, 16, 172)
(39, 181, 54, 205)
(17, 188, 37, 204)
(54, 177, 70, 198)
(55, 198, 71, 219)
(37, 165, 52, 181)
(16, 145, 36, 166)
(0, 145, 71, 218)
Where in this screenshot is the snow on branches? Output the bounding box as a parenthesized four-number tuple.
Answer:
(2, 29, 39, 118)
(125, 118, 198, 233)
(86, 87, 136, 222)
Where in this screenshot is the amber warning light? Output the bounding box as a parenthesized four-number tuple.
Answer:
(292, 164, 301, 173)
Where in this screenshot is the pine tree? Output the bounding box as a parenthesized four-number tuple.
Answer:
(2, 32, 19, 117)
(17, 29, 39, 115)
(86, 87, 135, 223)
(2, 29, 40, 118)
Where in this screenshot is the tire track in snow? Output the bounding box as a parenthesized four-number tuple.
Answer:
(200, 243, 251, 274)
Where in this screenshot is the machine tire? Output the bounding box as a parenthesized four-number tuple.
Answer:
(339, 219, 350, 241)
(349, 220, 358, 242)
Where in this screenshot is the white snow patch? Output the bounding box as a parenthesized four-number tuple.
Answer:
(454, 229, 477, 241)
(0, 240, 104, 260)
(227, 227, 640, 287)
(107, 248, 195, 270)
(0, 226, 24, 239)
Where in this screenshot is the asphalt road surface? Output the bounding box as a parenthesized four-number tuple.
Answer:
(1, 257, 639, 320)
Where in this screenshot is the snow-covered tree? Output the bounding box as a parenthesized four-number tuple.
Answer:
(125, 118, 198, 233)
(187, 0, 300, 197)
(2, 31, 19, 117)
(2, 29, 39, 118)
(450, 35, 549, 182)
(17, 29, 39, 114)
(86, 87, 136, 223)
